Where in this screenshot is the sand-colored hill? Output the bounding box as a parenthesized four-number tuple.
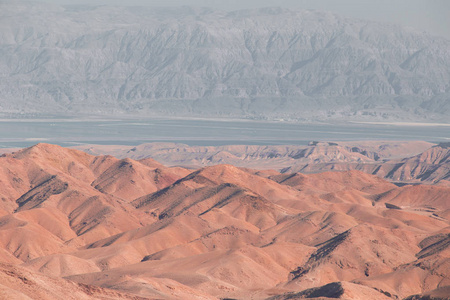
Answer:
(0, 143, 449, 299)
(74, 141, 433, 166)
(0, 262, 148, 299)
(284, 143, 450, 186)
(284, 224, 420, 289)
(91, 158, 189, 201)
(267, 281, 392, 300)
(73, 140, 445, 182)
(72, 141, 450, 186)
(405, 286, 450, 300)
(0, 144, 189, 258)
(355, 232, 450, 299)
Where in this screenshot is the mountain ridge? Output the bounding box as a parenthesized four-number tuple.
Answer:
(1, 2, 450, 121)
(72, 141, 450, 186)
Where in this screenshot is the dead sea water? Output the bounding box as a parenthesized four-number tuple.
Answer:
(0, 118, 449, 148)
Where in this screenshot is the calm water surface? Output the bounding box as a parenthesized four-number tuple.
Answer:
(0, 118, 449, 148)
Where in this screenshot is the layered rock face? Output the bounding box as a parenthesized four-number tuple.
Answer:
(76, 141, 450, 186)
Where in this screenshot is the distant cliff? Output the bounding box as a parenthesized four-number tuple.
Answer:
(1, 2, 449, 121)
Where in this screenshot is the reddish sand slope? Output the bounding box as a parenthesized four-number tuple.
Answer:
(0, 143, 449, 299)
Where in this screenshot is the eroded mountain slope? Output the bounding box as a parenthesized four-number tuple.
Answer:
(0, 144, 449, 299)
(2, 3, 450, 121)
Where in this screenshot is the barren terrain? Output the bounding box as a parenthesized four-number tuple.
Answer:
(0, 143, 449, 299)
(2, 3, 450, 122)
(75, 140, 450, 186)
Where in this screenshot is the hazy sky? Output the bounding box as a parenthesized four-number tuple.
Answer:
(35, 0, 450, 39)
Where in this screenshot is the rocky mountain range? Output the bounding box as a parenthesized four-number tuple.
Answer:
(0, 143, 449, 299)
(1, 1, 450, 121)
(75, 140, 450, 186)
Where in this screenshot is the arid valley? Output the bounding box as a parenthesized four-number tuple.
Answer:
(0, 141, 449, 299)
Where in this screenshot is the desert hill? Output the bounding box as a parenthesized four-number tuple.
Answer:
(0, 143, 449, 299)
(74, 140, 450, 186)
(0, 262, 147, 300)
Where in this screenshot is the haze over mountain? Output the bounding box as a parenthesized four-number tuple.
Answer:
(1, 1, 450, 121)
(0, 143, 449, 299)
(74, 140, 450, 186)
